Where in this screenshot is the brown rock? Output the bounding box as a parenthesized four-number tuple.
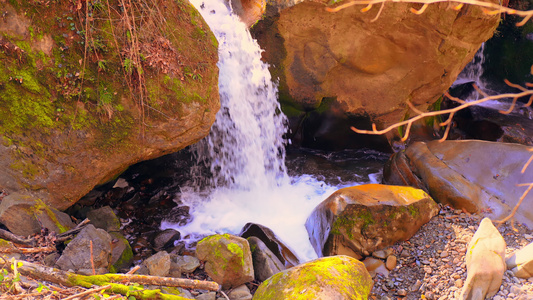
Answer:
(196, 234, 254, 289)
(253, 0, 500, 128)
(306, 184, 439, 258)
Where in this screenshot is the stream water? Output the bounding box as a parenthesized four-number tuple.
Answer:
(161, 0, 385, 261)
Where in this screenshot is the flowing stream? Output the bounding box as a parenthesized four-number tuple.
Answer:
(161, 0, 381, 261)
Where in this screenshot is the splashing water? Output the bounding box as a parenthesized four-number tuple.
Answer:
(162, 0, 376, 261)
(454, 43, 487, 91)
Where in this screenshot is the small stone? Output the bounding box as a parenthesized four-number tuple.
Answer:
(175, 255, 200, 274)
(397, 289, 407, 297)
(227, 284, 252, 300)
(525, 234, 533, 239)
(454, 279, 463, 288)
(410, 280, 422, 292)
(373, 249, 388, 259)
(424, 267, 432, 274)
(440, 251, 449, 258)
(493, 296, 504, 300)
(421, 259, 431, 265)
(510, 285, 522, 295)
(385, 255, 397, 271)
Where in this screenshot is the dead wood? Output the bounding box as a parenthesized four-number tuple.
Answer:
(1, 257, 220, 299)
(0, 228, 36, 247)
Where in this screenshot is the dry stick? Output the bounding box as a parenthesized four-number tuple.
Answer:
(351, 89, 533, 137)
(56, 218, 91, 243)
(63, 284, 112, 300)
(3, 258, 221, 292)
(0, 247, 56, 254)
(0, 229, 35, 247)
(90, 240, 95, 276)
(325, 0, 533, 25)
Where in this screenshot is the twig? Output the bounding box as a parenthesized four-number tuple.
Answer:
(325, 0, 533, 26)
(0, 246, 56, 254)
(90, 240, 95, 275)
(495, 182, 533, 229)
(56, 218, 90, 243)
(126, 265, 140, 274)
(63, 284, 112, 300)
(0, 229, 35, 247)
(351, 88, 533, 138)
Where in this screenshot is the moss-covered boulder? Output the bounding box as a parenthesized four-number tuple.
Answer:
(252, 0, 500, 130)
(196, 234, 254, 289)
(306, 184, 439, 258)
(0, 0, 219, 211)
(253, 255, 373, 300)
(0, 192, 74, 236)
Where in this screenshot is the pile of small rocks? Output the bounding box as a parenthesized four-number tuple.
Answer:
(369, 206, 533, 300)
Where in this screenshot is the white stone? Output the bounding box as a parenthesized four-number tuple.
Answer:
(506, 242, 533, 279)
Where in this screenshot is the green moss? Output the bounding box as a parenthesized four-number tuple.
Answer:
(30, 199, 69, 233)
(331, 209, 374, 240)
(254, 256, 372, 300)
(65, 273, 188, 299)
(227, 243, 244, 267)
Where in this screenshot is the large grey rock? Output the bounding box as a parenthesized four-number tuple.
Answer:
(0, 193, 74, 236)
(506, 242, 533, 279)
(460, 218, 506, 300)
(247, 236, 285, 281)
(55, 224, 112, 275)
(142, 251, 171, 277)
(384, 140, 533, 228)
(196, 234, 254, 289)
(253, 255, 373, 299)
(87, 206, 121, 233)
(306, 184, 438, 258)
(239, 222, 299, 267)
(109, 232, 133, 272)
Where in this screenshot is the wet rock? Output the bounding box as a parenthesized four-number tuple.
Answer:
(196, 292, 216, 300)
(0, 193, 74, 236)
(306, 184, 438, 258)
(109, 232, 133, 272)
(230, 0, 266, 27)
(196, 234, 254, 289)
(142, 251, 171, 277)
(227, 284, 252, 300)
(239, 222, 299, 267)
(253, 255, 373, 299)
(460, 218, 506, 299)
(247, 236, 285, 281)
(55, 224, 112, 275)
(383, 140, 533, 227)
(87, 206, 121, 233)
(506, 242, 533, 279)
(152, 228, 181, 251)
(170, 255, 200, 277)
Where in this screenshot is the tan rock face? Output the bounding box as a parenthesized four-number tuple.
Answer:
(306, 184, 439, 258)
(383, 140, 533, 228)
(461, 218, 506, 299)
(252, 0, 500, 127)
(0, 1, 219, 210)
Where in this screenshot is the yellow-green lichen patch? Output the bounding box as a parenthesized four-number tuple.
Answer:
(253, 256, 373, 300)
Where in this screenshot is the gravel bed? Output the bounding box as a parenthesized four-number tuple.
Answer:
(370, 206, 533, 300)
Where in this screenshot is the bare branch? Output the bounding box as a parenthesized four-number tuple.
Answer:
(325, 0, 533, 26)
(351, 89, 533, 136)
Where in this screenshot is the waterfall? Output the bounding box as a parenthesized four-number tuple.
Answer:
(454, 43, 486, 91)
(162, 0, 373, 261)
(188, 0, 289, 191)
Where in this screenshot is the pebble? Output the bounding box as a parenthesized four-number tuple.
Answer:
(454, 279, 463, 288)
(386, 255, 397, 271)
(397, 289, 407, 297)
(368, 208, 533, 300)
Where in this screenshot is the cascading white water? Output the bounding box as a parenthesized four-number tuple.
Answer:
(454, 43, 486, 91)
(162, 0, 375, 261)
